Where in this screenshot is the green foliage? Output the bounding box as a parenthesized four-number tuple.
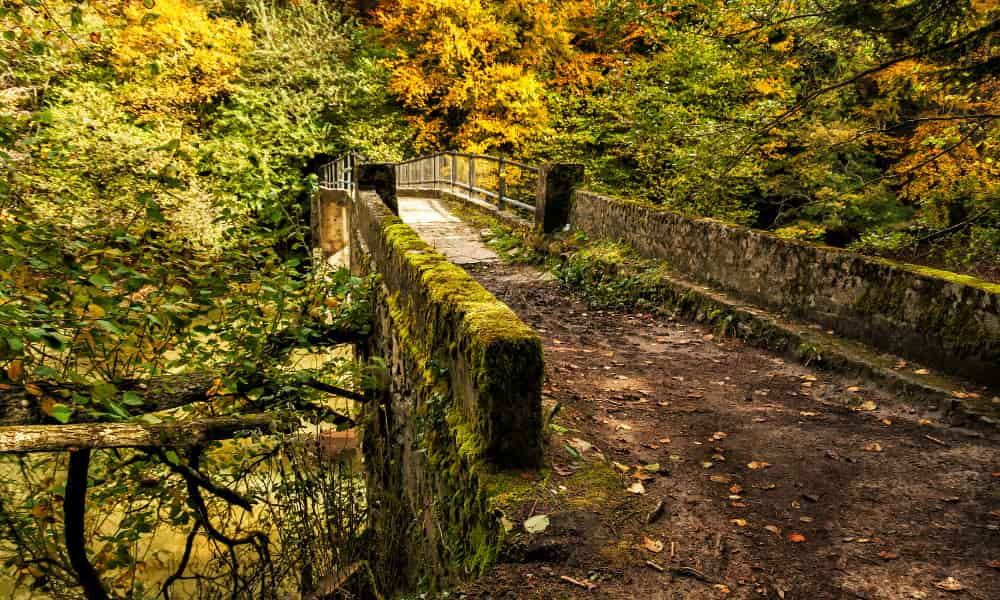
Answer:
(0, 1, 399, 596)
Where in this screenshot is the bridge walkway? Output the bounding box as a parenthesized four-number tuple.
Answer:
(397, 195, 498, 265)
(395, 194, 1000, 599)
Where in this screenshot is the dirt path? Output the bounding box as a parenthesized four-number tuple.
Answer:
(457, 261, 1000, 600)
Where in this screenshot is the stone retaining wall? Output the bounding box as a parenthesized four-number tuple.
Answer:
(351, 186, 543, 591)
(570, 191, 1000, 387)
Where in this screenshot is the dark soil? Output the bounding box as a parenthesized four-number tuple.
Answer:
(455, 262, 1000, 600)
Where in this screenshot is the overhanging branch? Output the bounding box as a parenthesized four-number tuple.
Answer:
(0, 414, 283, 453)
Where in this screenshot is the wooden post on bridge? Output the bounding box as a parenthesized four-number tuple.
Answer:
(535, 163, 584, 233)
(356, 163, 398, 215)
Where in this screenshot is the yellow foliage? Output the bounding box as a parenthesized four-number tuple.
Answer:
(377, 0, 590, 153)
(112, 0, 251, 118)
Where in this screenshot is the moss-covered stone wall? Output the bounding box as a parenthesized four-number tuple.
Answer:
(350, 189, 543, 592)
(570, 190, 1000, 387)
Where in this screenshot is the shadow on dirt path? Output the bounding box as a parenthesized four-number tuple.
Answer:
(457, 261, 1000, 600)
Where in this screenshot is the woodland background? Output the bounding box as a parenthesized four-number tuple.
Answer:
(0, 0, 998, 598)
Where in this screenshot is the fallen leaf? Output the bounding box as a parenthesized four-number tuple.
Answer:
(713, 584, 731, 594)
(856, 400, 878, 411)
(642, 536, 664, 553)
(987, 560, 1000, 570)
(747, 461, 772, 470)
(627, 482, 646, 495)
(919, 419, 933, 426)
(847, 386, 861, 393)
(701, 461, 715, 469)
(801, 375, 817, 382)
(6, 360, 23, 382)
(500, 516, 515, 532)
(710, 475, 730, 484)
(658, 437, 671, 444)
(687, 391, 704, 399)
(764, 525, 781, 535)
(523, 514, 550, 534)
(881, 418, 892, 426)
(731, 518, 748, 527)
(567, 438, 593, 455)
(913, 368, 930, 375)
(878, 551, 899, 560)
(643, 463, 661, 472)
(799, 411, 818, 417)
(703, 334, 715, 341)
(730, 484, 743, 494)
(710, 431, 728, 441)
(612, 461, 631, 473)
(633, 470, 655, 481)
(799, 516, 814, 523)
(863, 442, 883, 452)
(933, 577, 964, 592)
(788, 533, 806, 543)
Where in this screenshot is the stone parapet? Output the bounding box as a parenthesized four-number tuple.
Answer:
(350, 186, 542, 590)
(570, 190, 1000, 387)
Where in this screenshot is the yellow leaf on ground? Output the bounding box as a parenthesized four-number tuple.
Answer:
(626, 482, 646, 495)
(642, 536, 663, 553)
(933, 577, 964, 592)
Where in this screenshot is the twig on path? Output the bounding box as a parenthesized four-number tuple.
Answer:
(646, 499, 665, 524)
(924, 434, 949, 447)
(670, 565, 712, 582)
(559, 575, 596, 590)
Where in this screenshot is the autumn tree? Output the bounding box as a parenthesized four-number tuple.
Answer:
(375, 0, 592, 153)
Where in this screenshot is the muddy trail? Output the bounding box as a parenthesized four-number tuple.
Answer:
(456, 261, 1000, 600)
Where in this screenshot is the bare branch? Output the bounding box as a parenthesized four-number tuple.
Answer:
(0, 414, 282, 453)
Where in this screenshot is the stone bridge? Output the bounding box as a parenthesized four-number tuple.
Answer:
(312, 153, 1000, 595)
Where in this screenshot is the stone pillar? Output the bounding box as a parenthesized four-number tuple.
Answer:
(535, 163, 584, 233)
(357, 162, 398, 215)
